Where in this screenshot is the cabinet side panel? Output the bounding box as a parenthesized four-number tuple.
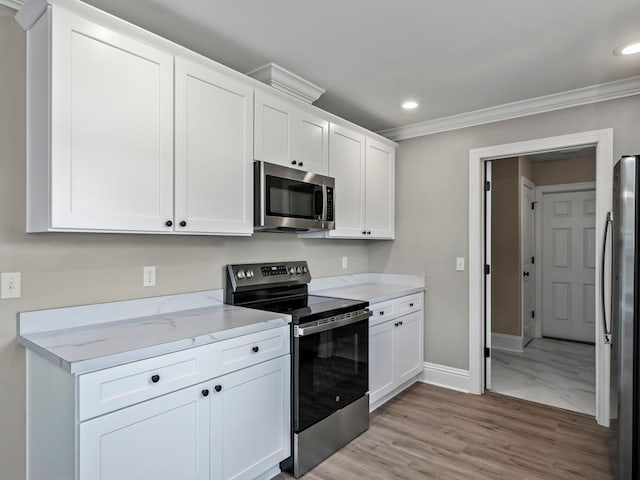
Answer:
(26, 9, 51, 232)
(26, 350, 75, 480)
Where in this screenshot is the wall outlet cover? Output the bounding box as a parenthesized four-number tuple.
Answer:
(143, 266, 156, 287)
(341, 257, 348, 269)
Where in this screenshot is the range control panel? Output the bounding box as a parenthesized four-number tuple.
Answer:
(227, 261, 311, 290)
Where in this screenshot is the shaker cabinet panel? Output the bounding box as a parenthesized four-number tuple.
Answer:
(211, 355, 291, 480)
(254, 90, 328, 175)
(174, 57, 253, 235)
(49, 8, 174, 232)
(79, 382, 210, 480)
(395, 311, 424, 384)
(365, 138, 395, 239)
(328, 124, 366, 238)
(369, 320, 396, 402)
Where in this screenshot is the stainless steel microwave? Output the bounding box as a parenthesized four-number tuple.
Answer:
(254, 161, 335, 232)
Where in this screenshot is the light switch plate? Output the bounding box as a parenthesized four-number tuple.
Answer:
(342, 257, 348, 269)
(1, 272, 21, 299)
(456, 257, 465, 272)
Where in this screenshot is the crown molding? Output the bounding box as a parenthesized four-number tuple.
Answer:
(247, 62, 325, 104)
(378, 75, 640, 141)
(0, 0, 24, 10)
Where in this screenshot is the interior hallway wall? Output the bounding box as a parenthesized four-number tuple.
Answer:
(531, 154, 596, 186)
(491, 158, 522, 336)
(0, 10, 370, 480)
(368, 95, 640, 370)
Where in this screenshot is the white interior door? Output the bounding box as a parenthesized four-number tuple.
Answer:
(521, 180, 535, 346)
(542, 189, 596, 342)
(484, 161, 492, 390)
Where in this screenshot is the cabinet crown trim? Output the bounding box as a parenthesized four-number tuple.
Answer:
(247, 62, 325, 105)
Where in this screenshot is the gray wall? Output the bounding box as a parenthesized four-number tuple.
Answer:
(369, 94, 640, 370)
(0, 11, 369, 480)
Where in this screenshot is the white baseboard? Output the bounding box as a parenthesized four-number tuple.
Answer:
(418, 362, 470, 393)
(491, 333, 524, 352)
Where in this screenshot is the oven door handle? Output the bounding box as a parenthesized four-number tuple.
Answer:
(294, 310, 372, 337)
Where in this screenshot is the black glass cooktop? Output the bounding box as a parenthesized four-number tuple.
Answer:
(250, 295, 368, 323)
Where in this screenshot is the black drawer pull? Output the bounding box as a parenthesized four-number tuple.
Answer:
(151, 374, 160, 384)
(214, 385, 222, 392)
(379, 311, 384, 315)
(201, 389, 209, 397)
(409, 302, 414, 307)
(252, 346, 259, 353)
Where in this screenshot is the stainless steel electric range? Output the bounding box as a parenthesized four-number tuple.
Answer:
(225, 261, 371, 477)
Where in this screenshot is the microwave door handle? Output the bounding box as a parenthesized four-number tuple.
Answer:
(322, 186, 328, 221)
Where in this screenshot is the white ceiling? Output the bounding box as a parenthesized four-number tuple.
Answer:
(84, 0, 640, 132)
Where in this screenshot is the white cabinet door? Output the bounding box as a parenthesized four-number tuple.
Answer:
(254, 90, 328, 175)
(175, 57, 253, 235)
(254, 90, 293, 167)
(365, 137, 395, 239)
(328, 124, 366, 238)
(211, 355, 291, 480)
(292, 110, 328, 175)
(50, 8, 174, 232)
(79, 382, 209, 480)
(395, 311, 424, 384)
(369, 320, 396, 406)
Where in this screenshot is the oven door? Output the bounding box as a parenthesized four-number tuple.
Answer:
(294, 317, 369, 433)
(255, 162, 335, 231)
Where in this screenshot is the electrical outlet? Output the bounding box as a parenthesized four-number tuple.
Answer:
(456, 257, 465, 272)
(341, 256, 348, 269)
(143, 266, 156, 287)
(1, 272, 21, 299)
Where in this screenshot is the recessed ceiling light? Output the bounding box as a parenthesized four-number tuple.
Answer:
(614, 41, 640, 56)
(402, 100, 419, 110)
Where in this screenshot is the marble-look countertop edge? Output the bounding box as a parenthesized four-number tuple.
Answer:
(311, 284, 425, 305)
(19, 315, 291, 375)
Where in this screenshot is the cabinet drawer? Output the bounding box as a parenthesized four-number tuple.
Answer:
(369, 300, 395, 327)
(397, 293, 423, 315)
(216, 326, 290, 376)
(78, 345, 210, 421)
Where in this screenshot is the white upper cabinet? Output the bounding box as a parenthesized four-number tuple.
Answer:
(254, 90, 328, 175)
(365, 137, 395, 239)
(174, 56, 254, 235)
(325, 126, 395, 239)
(36, 8, 175, 232)
(327, 124, 366, 238)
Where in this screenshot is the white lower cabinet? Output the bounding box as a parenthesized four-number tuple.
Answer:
(369, 294, 424, 410)
(80, 382, 210, 480)
(212, 356, 291, 480)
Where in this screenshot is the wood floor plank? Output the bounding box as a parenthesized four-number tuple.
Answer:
(276, 383, 611, 479)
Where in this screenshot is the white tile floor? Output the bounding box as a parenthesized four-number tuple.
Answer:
(491, 337, 595, 415)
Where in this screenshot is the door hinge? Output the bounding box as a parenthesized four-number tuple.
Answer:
(484, 264, 491, 275)
(484, 347, 491, 358)
(531, 256, 535, 264)
(485, 181, 491, 192)
(531, 310, 535, 319)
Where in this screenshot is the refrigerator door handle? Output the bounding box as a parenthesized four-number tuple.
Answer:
(601, 211, 613, 345)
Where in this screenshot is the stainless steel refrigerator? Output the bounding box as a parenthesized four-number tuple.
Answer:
(610, 154, 639, 479)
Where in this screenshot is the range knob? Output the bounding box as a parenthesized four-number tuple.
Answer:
(289, 267, 295, 275)
(236, 270, 246, 279)
(296, 266, 302, 274)
(246, 270, 254, 278)
(302, 266, 308, 273)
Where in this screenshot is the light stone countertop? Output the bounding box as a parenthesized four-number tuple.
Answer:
(309, 273, 425, 305)
(18, 290, 290, 374)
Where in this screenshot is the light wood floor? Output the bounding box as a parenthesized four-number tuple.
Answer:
(276, 383, 611, 480)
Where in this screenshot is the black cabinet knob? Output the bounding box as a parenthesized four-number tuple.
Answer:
(201, 389, 209, 397)
(379, 311, 384, 315)
(165, 220, 173, 227)
(252, 346, 259, 353)
(362, 231, 366, 235)
(291, 160, 297, 165)
(394, 322, 399, 327)
(151, 374, 160, 383)
(409, 303, 414, 307)
(214, 385, 222, 392)
(523, 271, 530, 277)
(367, 231, 371, 235)
(179, 220, 187, 227)
(399, 321, 403, 326)
(298, 162, 303, 167)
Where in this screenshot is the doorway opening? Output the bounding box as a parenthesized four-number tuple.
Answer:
(467, 129, 613, 427)
(487, 149, 597, 415)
